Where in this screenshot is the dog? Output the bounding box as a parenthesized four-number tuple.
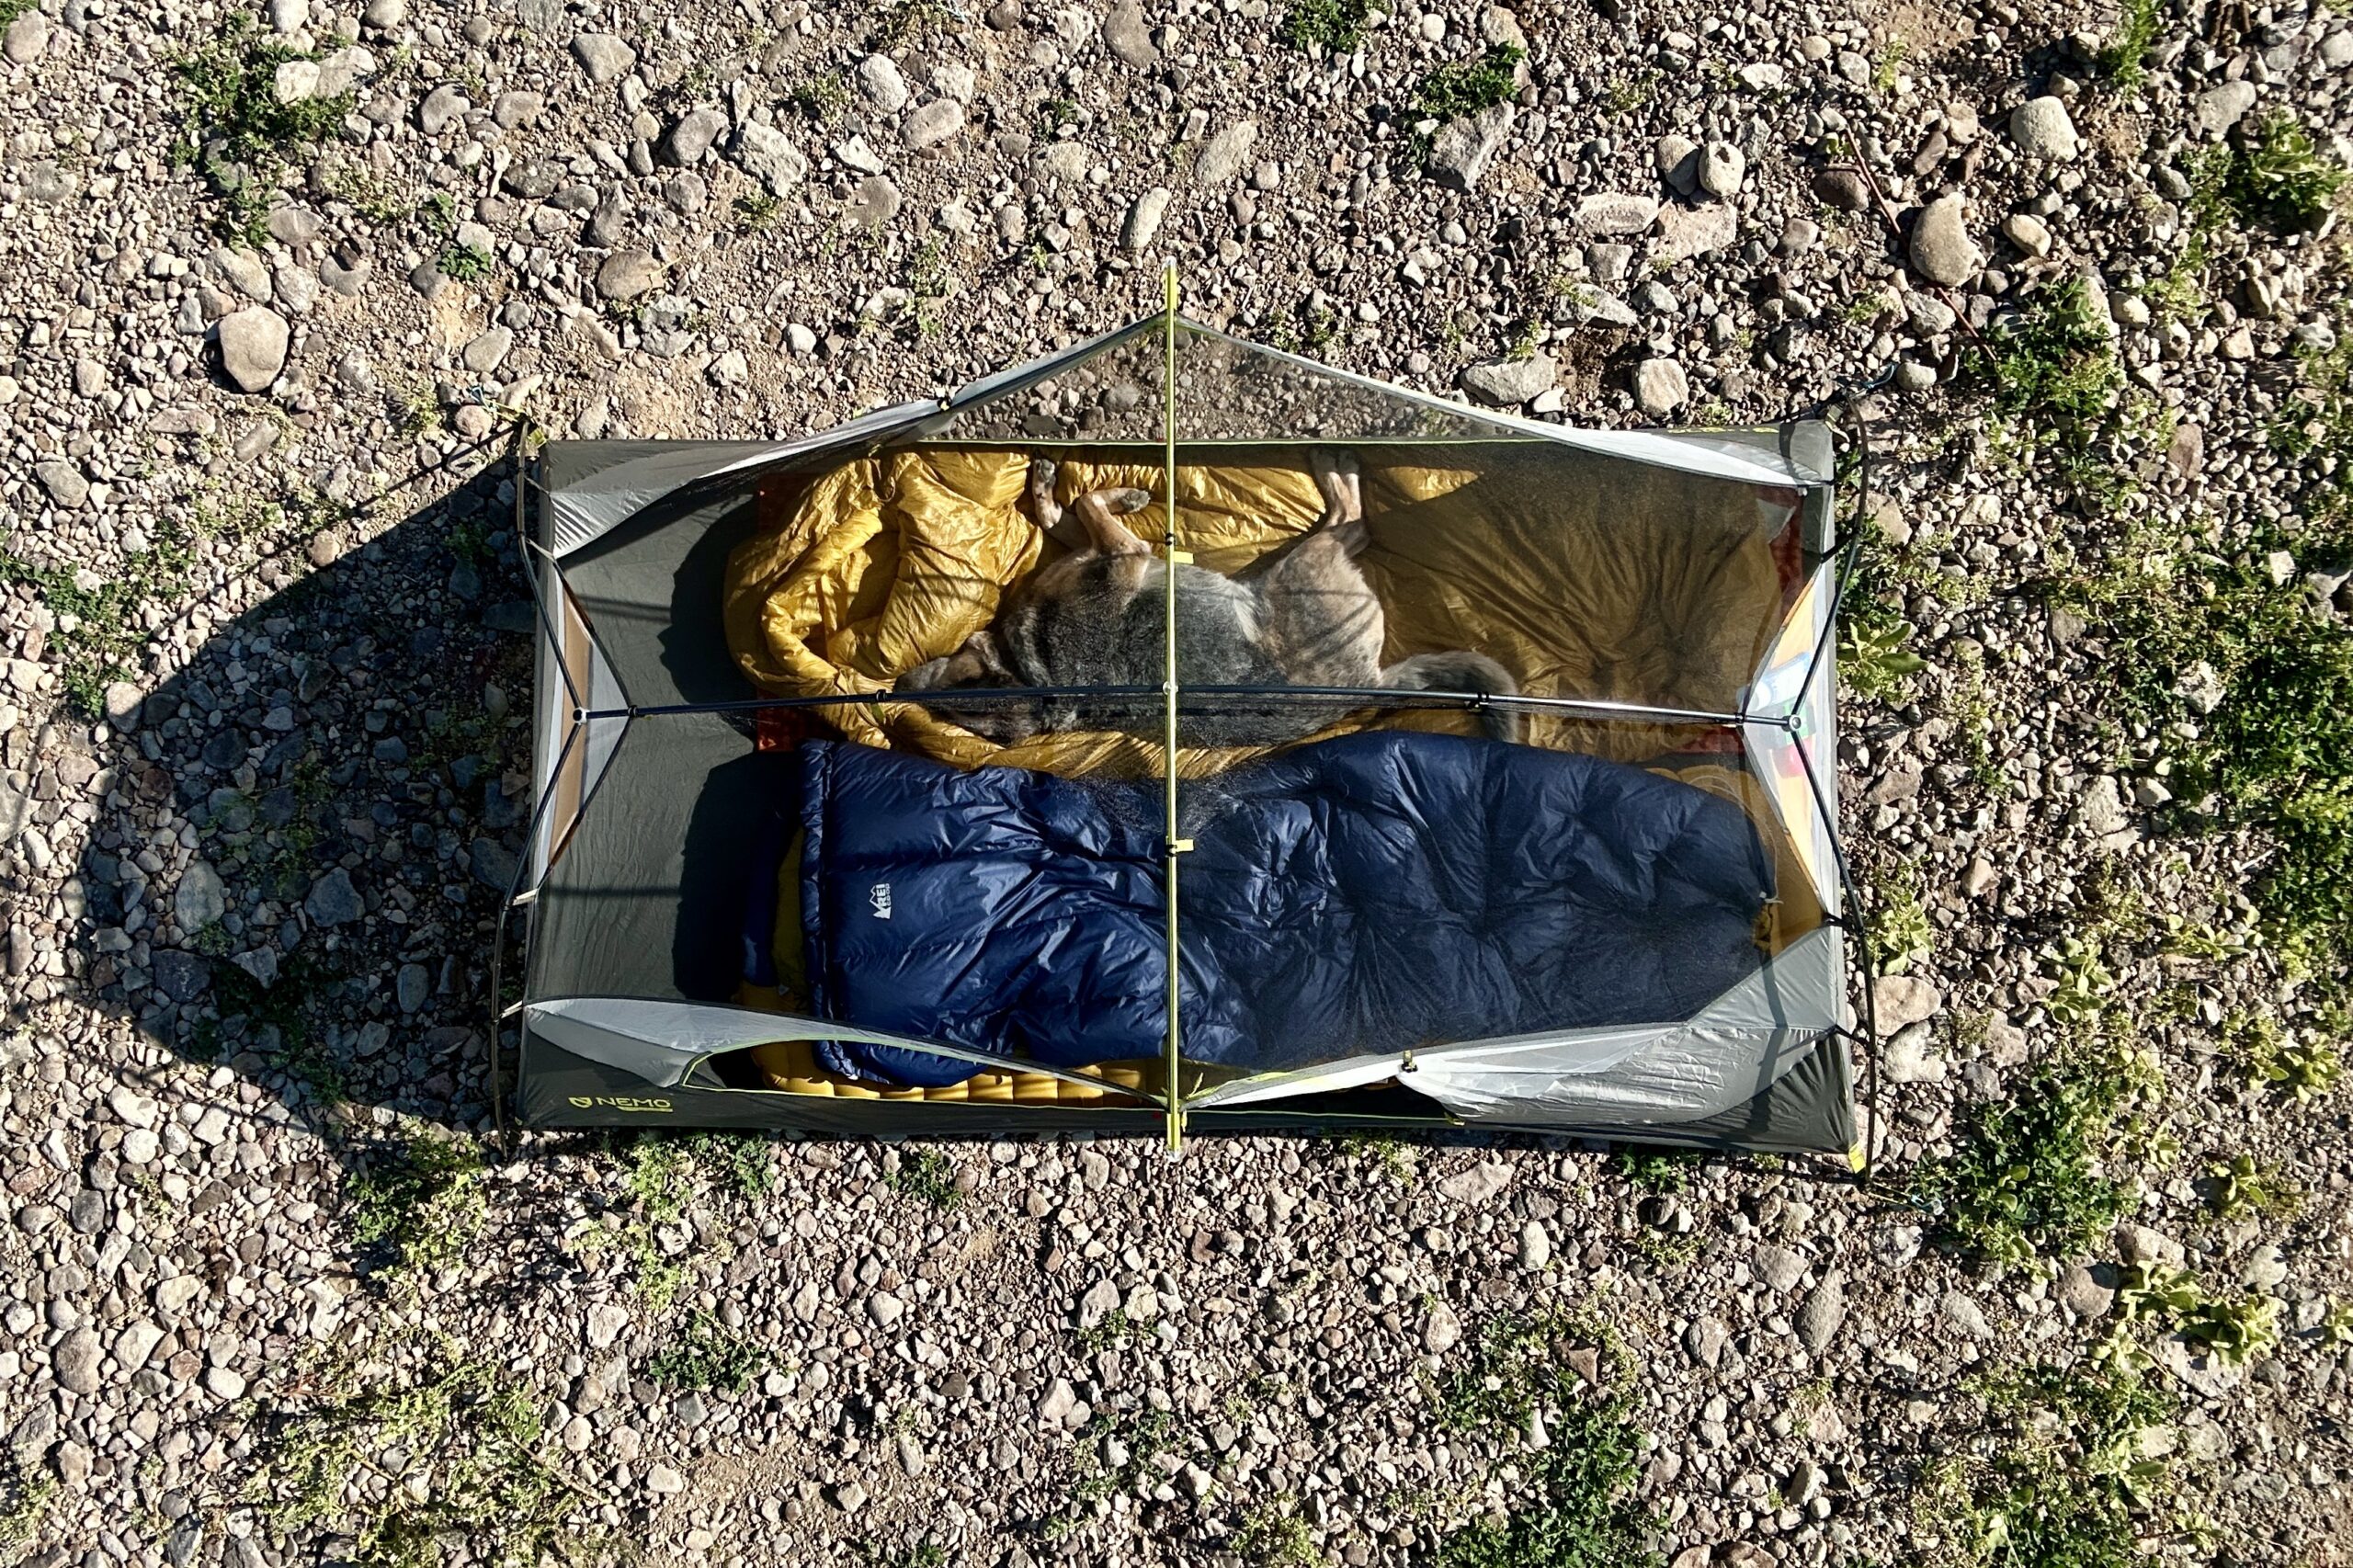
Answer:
(895, 451, 1520, 747)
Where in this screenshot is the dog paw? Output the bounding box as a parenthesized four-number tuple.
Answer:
(1103, 487, 1153, 515)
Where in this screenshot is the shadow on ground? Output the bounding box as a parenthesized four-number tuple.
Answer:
(4, 439, 542, 1165)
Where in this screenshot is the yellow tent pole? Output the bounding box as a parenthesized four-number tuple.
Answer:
(1160, 260, 1187, 1155)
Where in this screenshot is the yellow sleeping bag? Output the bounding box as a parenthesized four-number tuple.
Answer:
(721, 443, 1791, 774)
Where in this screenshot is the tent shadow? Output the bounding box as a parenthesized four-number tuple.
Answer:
(5, 442, 543, 1168)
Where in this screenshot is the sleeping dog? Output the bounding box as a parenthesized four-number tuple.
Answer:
(894, 451, 1521, 747)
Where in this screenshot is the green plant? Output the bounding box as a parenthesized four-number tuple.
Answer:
(1983, 278, 2143, 512)
(1910, 1051, 2136, 1267)
(2221, 113, 2345, 230)
(343, 1131, 486, 1276)
(789, 72, 850, 124)
(0, 0, 38, 27)
(172, 15, 354, 243)
(884, 1146, 962, 1210)
(1279, 0, 1381, 52)
(209, 949, 346, 1102)
(1075, 1307, 1133, 1352)
(1866, 856, 1934, 974)
(258, 1344, 599, 1563)
(1415, 45, 1524, 122)
(1338, 1131, 1418, 1181)
(1034, 95, 1080, 136)
(1871, 38, 1907, 96)
(733, 190, 782, 230)
(1611, 1145, 1696, 1193)
(2097, 0, 2165, 89)
(2074, 518, 2353, 970)
(0, 1461, 58, 1560)
(1232, 1500, 1319, 1565)
(2205, 1153, 2300, 1220)
(687, 1131, 779, 1197)
(1838, 617, 1926, 700)
(1938, 1361, 2177, 1568)
(438, 243, 494, 282)
(1430, 1312, 1657, 1568)
(647, 1312, 766, 1393)
(2113, 1262, 2280, 1366)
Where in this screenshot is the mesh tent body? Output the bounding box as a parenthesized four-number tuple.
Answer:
(511, 314, 1856, 1155)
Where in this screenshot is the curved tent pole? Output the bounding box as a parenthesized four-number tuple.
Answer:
(1783, 392, 1884, 1183)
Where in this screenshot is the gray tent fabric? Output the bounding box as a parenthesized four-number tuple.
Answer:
(510, 312, 1860, 1160)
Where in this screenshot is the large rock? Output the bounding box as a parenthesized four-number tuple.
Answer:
(2194, 81, 2257, 136)
(176, 859, 227, 930)
(733, 121, 810, 195)
(573, 32, 637, 84)
(905, 98, 964, 150)
(33, 460, 87, 509)
(1193, 120, 1258, 187)
(1122, 186, 1172, 253)
(1871, 973, 1942, 1030)
(216, 308, 290, 392)
(1103, 0, 1159, 66)
(1795, 1272, 1847, 1353)
(596, 251, 665, 301)
(1633, 358, 1688, 416)
(663, 108, 728, 165)
(1460, 355, 1556, 407)
(1908, 194, 1982, 286)
(2008, 96, 2081, 161)
(1655, 202, 1738, 260)
(856, 54, 908, 113)
(1573, 192, 1658, 235)
(1428, 102, 1513, 193)
(305, 867, 364, 926)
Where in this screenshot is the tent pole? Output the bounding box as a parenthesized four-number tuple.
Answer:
(1159, 260, 1186, 1156)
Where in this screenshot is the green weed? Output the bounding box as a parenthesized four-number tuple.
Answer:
(1871, 39, 1908, 96)
(884, 1146, 962, 1210)
(2112, 1262, 2280, 1366)
(1983, 278, 2143, 512)
(733, 190, 782, 230)
(172, 15, 354, 244)
(257, 1344, 599, 1564)
(789, 72, 850, 125)
(2224, 1012, 2344, 1099)
(0, 0, 37, 26)
(343, 1131, 486, 1277)
(1280, 0, 1382, 52)
(686, 1131, 779, 1197)
(647, 1311, 766, 1393)
(0, 1461, 58, 1561)
(1232, 1499, 1318, 1565)
(1935, 1361, 2176, 1568)
(1867, 856, 1934, 974)
(1416, 45, 1524, 122)
(1075, 1308, 1133, 1352)
(1338, 1131, 1418, 1181)
(2220, 112, 2345, 230)
(2081, 533, 2353, 968)
(2097, 0, 2165, 90)
(1430, 1312, 1657, 1568)
(1611, 1146, 1696, 1194)
(1910, 1051, 2137, 1267)
(437, 243, 494, 282)
(2204, 1153, 2300, 1220)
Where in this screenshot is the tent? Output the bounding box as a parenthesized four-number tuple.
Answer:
(506, 301, 1865, 1161)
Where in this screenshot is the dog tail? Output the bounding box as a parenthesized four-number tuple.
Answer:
(1378, 653, 1523, 744)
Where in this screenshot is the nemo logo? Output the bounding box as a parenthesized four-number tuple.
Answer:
(567, 1095, 674, 1113)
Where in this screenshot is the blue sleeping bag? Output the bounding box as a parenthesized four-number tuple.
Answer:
(790, 733, 1773, 1085)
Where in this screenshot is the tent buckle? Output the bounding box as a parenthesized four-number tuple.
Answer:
(1167, 838, 1194, 854)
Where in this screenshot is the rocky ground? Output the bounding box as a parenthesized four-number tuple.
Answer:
(5, 0, 2353, 1564)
